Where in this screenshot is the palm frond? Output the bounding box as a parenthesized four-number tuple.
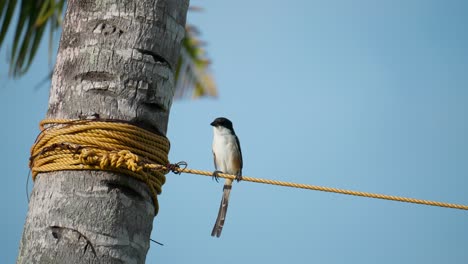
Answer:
(0, 1, 218, 100)
(174, 25, 217, 99)
(0, 0, 64, 78)
(0, 0, 16, 47)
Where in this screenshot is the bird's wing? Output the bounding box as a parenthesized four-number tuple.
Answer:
(234, 135, 243, 175)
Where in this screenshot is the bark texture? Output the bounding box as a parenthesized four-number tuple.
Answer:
(17, 0, 188, 263)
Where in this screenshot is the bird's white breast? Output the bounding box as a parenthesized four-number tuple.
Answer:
(212, 126, 239, 174)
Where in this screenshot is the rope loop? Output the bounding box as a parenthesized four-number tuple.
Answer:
(29, 119, 171, 215)
(166, 161, 188, 175)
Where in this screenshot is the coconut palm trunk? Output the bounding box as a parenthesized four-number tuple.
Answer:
(17, 0, 188, 263)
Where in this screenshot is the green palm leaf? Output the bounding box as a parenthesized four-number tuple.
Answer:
(174, 26, 217, 99)
(0, 0, 64, 77)
(0, 1, 217, 99)
(0, 0, 16, 46)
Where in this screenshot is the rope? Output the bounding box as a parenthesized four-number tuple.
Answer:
(29, 119, 468, 213)
(29, 119, 170, 215)
(161, 167, 468, 211)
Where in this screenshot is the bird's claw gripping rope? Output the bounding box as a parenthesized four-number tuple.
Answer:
(212, 170, 222, 182)
(211, 170, 242, 183)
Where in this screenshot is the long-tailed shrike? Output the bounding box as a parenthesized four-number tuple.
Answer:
(210, 117, 243, 237)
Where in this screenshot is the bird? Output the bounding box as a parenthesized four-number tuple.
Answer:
(210, 117, 243, 237)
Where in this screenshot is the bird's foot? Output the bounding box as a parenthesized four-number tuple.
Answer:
(235, 175, 243, 182)
(212, 170, 223, 183)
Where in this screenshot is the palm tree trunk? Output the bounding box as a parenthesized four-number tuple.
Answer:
(17, 0, 188, 263)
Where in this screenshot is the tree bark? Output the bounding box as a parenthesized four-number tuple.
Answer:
(17, 1, 188, 263)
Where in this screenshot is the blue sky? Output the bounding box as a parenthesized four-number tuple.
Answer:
(2, 0, 468, 263)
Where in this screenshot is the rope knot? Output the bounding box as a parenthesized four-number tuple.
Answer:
(79, 148, 100, 165)
(166, 161, 188, 174)
(29, 119, 171, 215)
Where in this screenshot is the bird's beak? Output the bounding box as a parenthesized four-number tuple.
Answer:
(210, 121, 216, 126)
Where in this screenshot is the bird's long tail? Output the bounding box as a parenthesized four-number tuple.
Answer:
(211, 184, 232, 237)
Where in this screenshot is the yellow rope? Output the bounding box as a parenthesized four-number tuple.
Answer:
(154, 167, 468, 211)
(30, 119, 468, 214)
(30, 119, 170, 215)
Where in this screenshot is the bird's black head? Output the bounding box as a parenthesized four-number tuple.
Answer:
(210, 117, 234, 130)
